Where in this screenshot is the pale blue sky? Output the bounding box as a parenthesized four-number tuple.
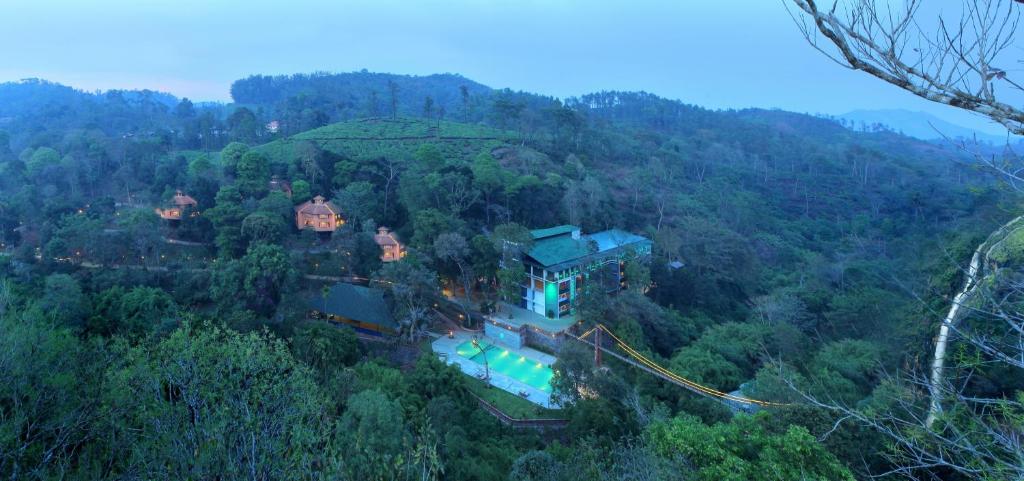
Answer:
(0, 0, 1015, 134)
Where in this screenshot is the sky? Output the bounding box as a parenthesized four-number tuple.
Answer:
(0, 0, 1017, 134)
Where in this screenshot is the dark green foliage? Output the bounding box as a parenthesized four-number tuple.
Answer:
(235, 151, 270, 198)
(291, 322, 362, 376)
(88, 285, 177, 337)
(102, 322, 332, 479)
(646, 413, 855, 481)
(0, 70, 1017, 481)
(0, 317, 101, 479)
(38, 273, 90, 330)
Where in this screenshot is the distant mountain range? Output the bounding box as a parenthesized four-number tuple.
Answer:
(838, 109, 1019, 145)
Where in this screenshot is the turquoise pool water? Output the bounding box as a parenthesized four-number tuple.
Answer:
(455, 340, 554, 392)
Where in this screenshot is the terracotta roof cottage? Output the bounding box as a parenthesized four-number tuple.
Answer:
(295, 195, 344, 232)
(155, 190, 199, 220)
(374, 227, 406, 262)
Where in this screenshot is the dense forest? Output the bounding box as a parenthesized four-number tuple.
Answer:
(0, 71, 1020, 481)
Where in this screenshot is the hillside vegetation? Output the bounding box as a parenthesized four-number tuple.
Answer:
(258, 117, 513, 165)
(0, 71, 1019, 481)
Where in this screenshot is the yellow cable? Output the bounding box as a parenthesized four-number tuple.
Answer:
(594, 325, 788, 407)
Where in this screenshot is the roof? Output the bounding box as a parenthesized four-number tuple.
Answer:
(374, 227, 401, 247)
(295, 195, 339, 216)
(524, 227, 651, 269)
(311, 283, 394, 329)
(526, 235, 594, 268)
(171, 190, 197, 207)
(530, 225, 578, 240)
(588, 229, 649, 253)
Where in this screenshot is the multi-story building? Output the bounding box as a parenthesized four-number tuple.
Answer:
(485, 225, 651, 349)
(517, 225, 651, 319)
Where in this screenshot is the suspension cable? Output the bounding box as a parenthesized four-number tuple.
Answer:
(583, 324, 789, 407)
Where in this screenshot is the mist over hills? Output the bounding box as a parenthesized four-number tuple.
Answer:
(839, 108, 1018, 144)
(1, 70, 978, 152)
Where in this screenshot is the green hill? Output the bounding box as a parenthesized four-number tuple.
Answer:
(257, 117, 513, 163)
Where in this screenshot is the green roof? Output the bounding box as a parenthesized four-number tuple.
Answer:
(524, 227, 651, 269)
(311, 283, 394, 329)
(526, 235, 594, 268)
(530, 225, 578, 240)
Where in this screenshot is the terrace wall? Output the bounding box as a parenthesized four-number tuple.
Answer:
(525, 328, 562, 351)
(485, 322, 524, 349)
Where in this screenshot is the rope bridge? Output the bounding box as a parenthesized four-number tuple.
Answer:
(574, 324, 788, 408)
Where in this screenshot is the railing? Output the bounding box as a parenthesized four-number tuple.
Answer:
(472, 394, 568, 430)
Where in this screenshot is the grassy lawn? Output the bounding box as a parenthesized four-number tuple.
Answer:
(463, 376, 563, 420)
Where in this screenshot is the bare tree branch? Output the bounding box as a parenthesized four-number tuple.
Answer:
(787, 0, 1024, 134)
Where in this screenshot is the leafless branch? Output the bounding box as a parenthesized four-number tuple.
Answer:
(787, 0, 1024, 134)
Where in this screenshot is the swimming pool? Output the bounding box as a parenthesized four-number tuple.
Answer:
(455, 340, 554, 392)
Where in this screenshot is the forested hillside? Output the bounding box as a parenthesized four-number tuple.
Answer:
(0, 71, 1018, 481)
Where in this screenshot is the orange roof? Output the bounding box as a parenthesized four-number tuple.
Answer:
(295, 195, 340, 216)
(374, 227, 401, 246)
(171, 190, 198, 207)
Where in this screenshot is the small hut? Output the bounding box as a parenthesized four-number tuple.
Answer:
(374, 227, 406, 262)
(295, 195, 344, 232)
(155, 190, 199, 220)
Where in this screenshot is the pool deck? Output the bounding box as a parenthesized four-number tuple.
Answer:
(493, 303, 577, 333)
(433, 331, 559, 408)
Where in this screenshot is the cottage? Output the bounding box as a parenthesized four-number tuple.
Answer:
(155, 190, 199, 220)
(309, 283, 396, 337)
(374, 227, 406, 262)
(295, 195, 344, 232)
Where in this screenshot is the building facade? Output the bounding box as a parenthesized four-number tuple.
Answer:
(374, 227, 406, 262)
(295, 195, 344, 232)
(516, 225, 651, 320)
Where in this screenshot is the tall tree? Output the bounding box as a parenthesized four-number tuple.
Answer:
(434, 232, 475, 327)
(423, 96, 434, 120)
(460, 84, 471, 122)
(235, 151, 271, 198)
(388, 79, 399, 120)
